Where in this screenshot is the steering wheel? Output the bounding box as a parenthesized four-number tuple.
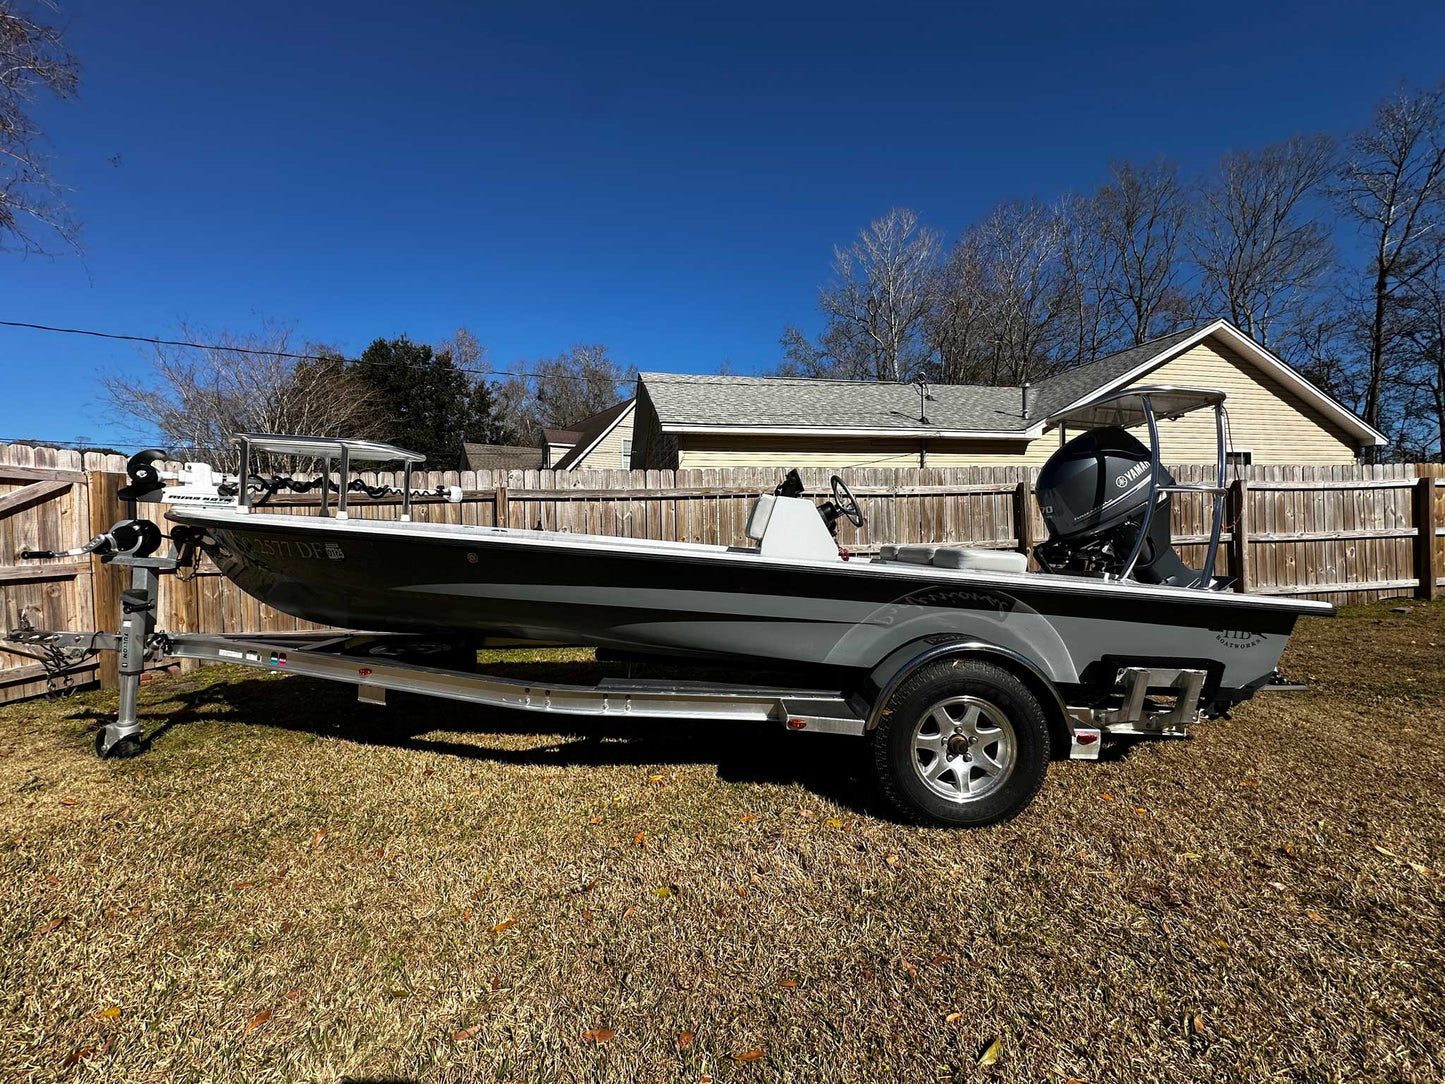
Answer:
(830, 475, 864, 528)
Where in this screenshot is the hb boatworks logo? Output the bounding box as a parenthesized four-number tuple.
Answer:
(1214, 628, 1265, 650)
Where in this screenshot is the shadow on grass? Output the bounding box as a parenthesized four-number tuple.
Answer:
(67, 666, 890, 819)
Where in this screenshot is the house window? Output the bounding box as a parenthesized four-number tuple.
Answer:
(1226, 449, 1253, 466)
(621, 438, 633, 467)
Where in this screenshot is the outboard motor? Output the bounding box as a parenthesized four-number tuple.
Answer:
(1033, 426, 1203, 587)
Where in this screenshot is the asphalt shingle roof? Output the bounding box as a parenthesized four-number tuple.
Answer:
(638, 373, 1031, 432)
(1028, 326, 1205, 420)
(639, 325, 1214, 434)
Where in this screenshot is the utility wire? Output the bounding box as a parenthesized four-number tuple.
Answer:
(0, 317, 629, 385)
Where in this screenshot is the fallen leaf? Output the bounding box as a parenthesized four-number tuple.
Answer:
(97, 1006, 121, 1020)
(492, 918, 517, 933)
(387, 987, 411, 998)
(284, 988, 304, 1000)
(678, 1030, 695, 1048)
(1306, 910, 1326, 924)
(234, 881, 255, 890)
(61, 1047, 95, 1068)
(733, 1049, 765, 1062)
(44, 874, 59, 885)
(624, 905, 636, 919)
(649, 774, 664, 784)
(946, 1012, 964, 1023)
(583, 1028, 617, 1043)
(653, 887, 672, 898)
(31, 916, 68, 936)
(1134, 807, 1148, 814)
(1208, 937, 1229, 950)
(885, 854, 901, 868)
(634, 832, 646, 847)
(1098, 793, 1115, 801)
(310, 829, 327, 848)
(978, 1037, 1002, 1065)
(825, 817, 843, 828)
(778, 979, 799, 988)
(1268, 881, 1288, 890)
(736, 885, 747, 898)
(243, 1009, 272, 1034)
(453, 1024, 483, 1042)
(1180, 853, 1203, 860)
(589, 816, 603, 825)
(930, 954, 950, 967)
(581, 908, 593, 921)
(463, 907, 472, 922)
(799, 809, 816, 819)
(1240, 778, 1261, 787)
(1192, 1014, 1205, 1034)
(60, 797, 77, 806)
(739, 815, 757, 822)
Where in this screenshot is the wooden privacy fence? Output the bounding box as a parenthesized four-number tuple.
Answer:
(1, 442, 1441, 703)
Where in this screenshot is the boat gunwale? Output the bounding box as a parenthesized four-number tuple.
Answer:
(166, 506, 1335, 617)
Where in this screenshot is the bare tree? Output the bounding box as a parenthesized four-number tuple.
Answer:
(1193, 135, 1337, 350)
(1096, 158, 1192, 344)
(102, 323, 383, 471)
(1, 1, 80, 254)
(926, 232, 994, 383)
(1336, 83, 1445, 446)
(972, 200, 1067, 384)
(1056, 192, 1121, 363)
(495, 344, 632, 445)
(1398, 239, 1445, 459)
(810, 208, 941, 381)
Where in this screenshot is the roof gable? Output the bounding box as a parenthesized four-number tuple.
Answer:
(552, 399, 636, 470)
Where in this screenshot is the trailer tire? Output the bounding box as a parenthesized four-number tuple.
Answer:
(95, 731, 146, 759)
(871, 658, 1049, 828)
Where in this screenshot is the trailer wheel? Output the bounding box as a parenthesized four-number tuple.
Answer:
(95, 730, 146, 759)
(871, 658, 1050, 828)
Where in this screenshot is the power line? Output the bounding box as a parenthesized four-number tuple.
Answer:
(0, 318, 634, 386)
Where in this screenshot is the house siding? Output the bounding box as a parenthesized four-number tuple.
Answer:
(1128, 340, 1359, 464)
(567, 408, 636, 470)
(675, 436, 1043, 469)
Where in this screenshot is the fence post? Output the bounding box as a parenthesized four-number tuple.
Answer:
(1415, 474, 1439, 601)
(1228, 478, 1250, 593)
(1013, 479, 1033, 559)
(495, 485, 509, 529)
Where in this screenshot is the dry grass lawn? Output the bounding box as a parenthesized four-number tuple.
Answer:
(2, 598, 1443, 1083)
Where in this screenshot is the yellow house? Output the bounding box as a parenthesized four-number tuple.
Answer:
(543, 399, 637, 471)
(630, 320, 1386, 470)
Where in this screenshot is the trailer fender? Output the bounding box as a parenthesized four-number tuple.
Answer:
(863, 638, 1071, 755)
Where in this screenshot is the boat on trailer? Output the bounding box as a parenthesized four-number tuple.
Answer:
(6, 386, 1328, 827)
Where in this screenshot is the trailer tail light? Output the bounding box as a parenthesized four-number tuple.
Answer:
(787, 718, 808, 730)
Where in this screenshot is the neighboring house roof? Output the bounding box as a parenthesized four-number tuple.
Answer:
(542, 428, 581, 446)
(638, 373, 1029, 437)
(637, 319, 1387, 447)
(552, 399, 636, 471)
(1028, 326, 1202, 420)
(462, 443, 546, 471)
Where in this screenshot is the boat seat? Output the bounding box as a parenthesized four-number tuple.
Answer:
(878, 544, 1028, 574)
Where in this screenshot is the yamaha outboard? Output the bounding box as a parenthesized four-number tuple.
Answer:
(1033, 426, 1205, 587)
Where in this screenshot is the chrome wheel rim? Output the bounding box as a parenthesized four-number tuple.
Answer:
(910, 696, 1017, 804)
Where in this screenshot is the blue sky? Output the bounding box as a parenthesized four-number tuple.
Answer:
(3, 0, 1444, 447)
